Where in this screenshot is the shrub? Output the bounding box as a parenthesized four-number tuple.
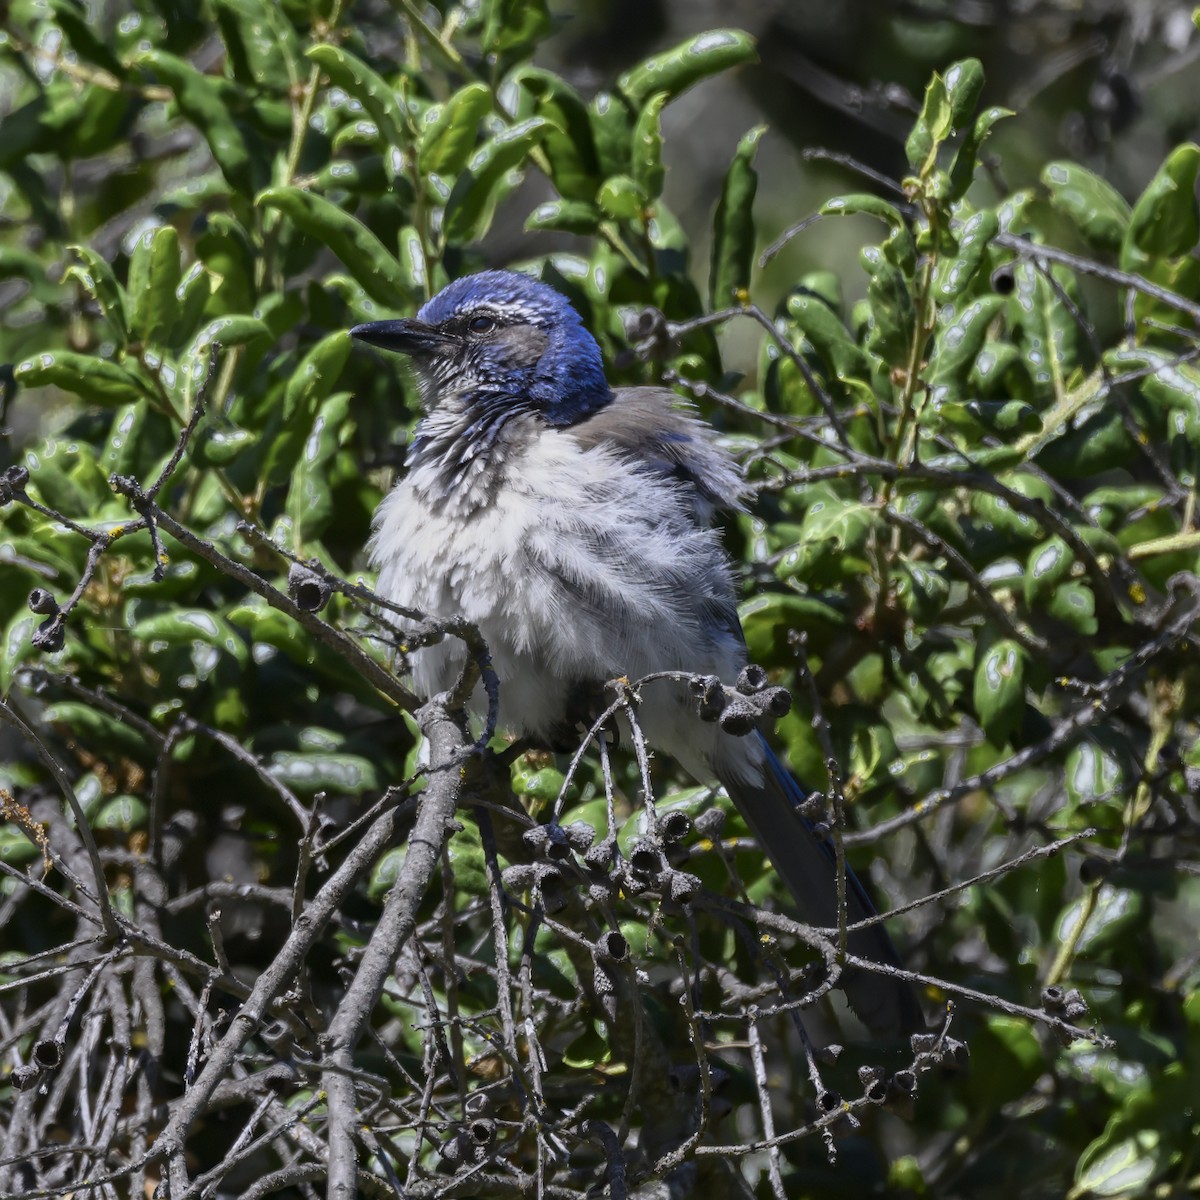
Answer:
(1, 4, 1198, 1198)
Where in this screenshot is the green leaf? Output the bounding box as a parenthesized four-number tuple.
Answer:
(932, 207, 998, 300)
(631, 92, 667, 199)
(930, 399, 1040, 440)
(418, 82, 492, 177)
(618, 29, 757, 109)
(196, 214, 256, 316)
(136, 50, 253, 193)
(709, 125, 764, 309)
(948, 105, 1013, 201)
(43, 702, 149, 759)
(193, 425, 257, 467)
(973, 637, 1026, 744)
(1042, 161, 1131, 254)
(186, 316, 271, 369)
(257, 186, 409, 305)
(517, 69, 600, 201)
(100, 401, 149, 476)
(943, 58, 984, 131)
(216, 0, 301, 93)
(269, 751, 380, 796)
(821, 192, 909, 229)
(442, 117, 551, 244)
(1065, 739, 1125, 809)
(1, 612, 38, 694)
(965, 1016, 1042, 1111)
(1023, 535, 1073, 605)
(589, 91, 632, 177)
(785, 291, 869, 384)
(307, 44, 405, 151)
(286, 391, 351, 541)
(860, 244, 914, 365)
(926, 295, 1006, 398)
(1122, 143, 1200, 266)
(133, 609, 249, 668)
(65, 245, 129, 343)
(93, 795, 149, 831)
(128, 224, 182, 350)
(524, 200, 602, 235)
(596, 174, 648, 222)
(1047, 581, 1097, 634)
(15, 350, 145, 407)
(904, 70, 950, 174)
(262, 332, 352, 488)
(482, 0, 552, 56)
(49, 0, 126, 76)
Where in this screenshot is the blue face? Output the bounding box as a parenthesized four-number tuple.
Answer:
(352, 270, 611, 427)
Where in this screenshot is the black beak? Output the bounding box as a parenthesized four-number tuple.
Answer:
(350, 319, 450, 356)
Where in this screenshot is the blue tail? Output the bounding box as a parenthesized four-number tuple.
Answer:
(717, 734, 924, 1038)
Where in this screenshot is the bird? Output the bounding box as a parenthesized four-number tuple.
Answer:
(351, 269, 923, 1038)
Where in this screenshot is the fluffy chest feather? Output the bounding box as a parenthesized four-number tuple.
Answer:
(369, 420, 744, 751)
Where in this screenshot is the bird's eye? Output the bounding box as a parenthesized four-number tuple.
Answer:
(467, 315, 496, 335)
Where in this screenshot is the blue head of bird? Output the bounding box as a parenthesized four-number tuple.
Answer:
(351, 270, 611, 427)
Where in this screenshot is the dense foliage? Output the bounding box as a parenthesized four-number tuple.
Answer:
(1, 2, 1198, 1198)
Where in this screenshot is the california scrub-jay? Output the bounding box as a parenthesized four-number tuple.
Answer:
(352, 270, 922, 1037)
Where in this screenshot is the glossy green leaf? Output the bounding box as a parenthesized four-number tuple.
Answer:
(216, 0, 301, 93)
(133, 609, 249, 667)
(944, 58, 984, 131)
(973, 637, 1026, 744)
(1064, 739, 1125, 809)
(820, 193, 908, 229)
(196, 214, 256, 316)
(1023, 535, 1073, 605)
(269, 751, 380, 796)
(785, 292, 869, 383)
(15, 350, 145, 407)
(948, 105, 1013, 201)
(926, 295, 1006, 398)
(517, 69, 600, 201)
(307, 44, 405, 151)
(860, 243, 914, 364)
(136, 50, 253, 192)
(287, 391, 351, 541)
(418, 82, 492, 177)
(933, 207, 998, 300)
(1122, 143, 1200, 266)
(257, 186, 409, 305)
(1047, 581, 1097, 634)
(596, 174, 648, 222)
(631, 92, 667, 199)
(709, 125, 764, 309)
(442, 117, 551, 244)
(128, 224, 182, 350)
(904, 69, 950, 174)
(482, 0, 551, 56)
(524, 200, 601, 235)
(618, 29, 757, 109)
(1042, 161, 1130, 254)
(65, 245, 128, 343)
(262, 332, 352, 487)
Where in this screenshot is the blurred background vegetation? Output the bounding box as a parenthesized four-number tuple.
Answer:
(1, 1, 1199, 1198)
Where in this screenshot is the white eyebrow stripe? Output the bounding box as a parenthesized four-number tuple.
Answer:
(454, 299, 550, 325)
